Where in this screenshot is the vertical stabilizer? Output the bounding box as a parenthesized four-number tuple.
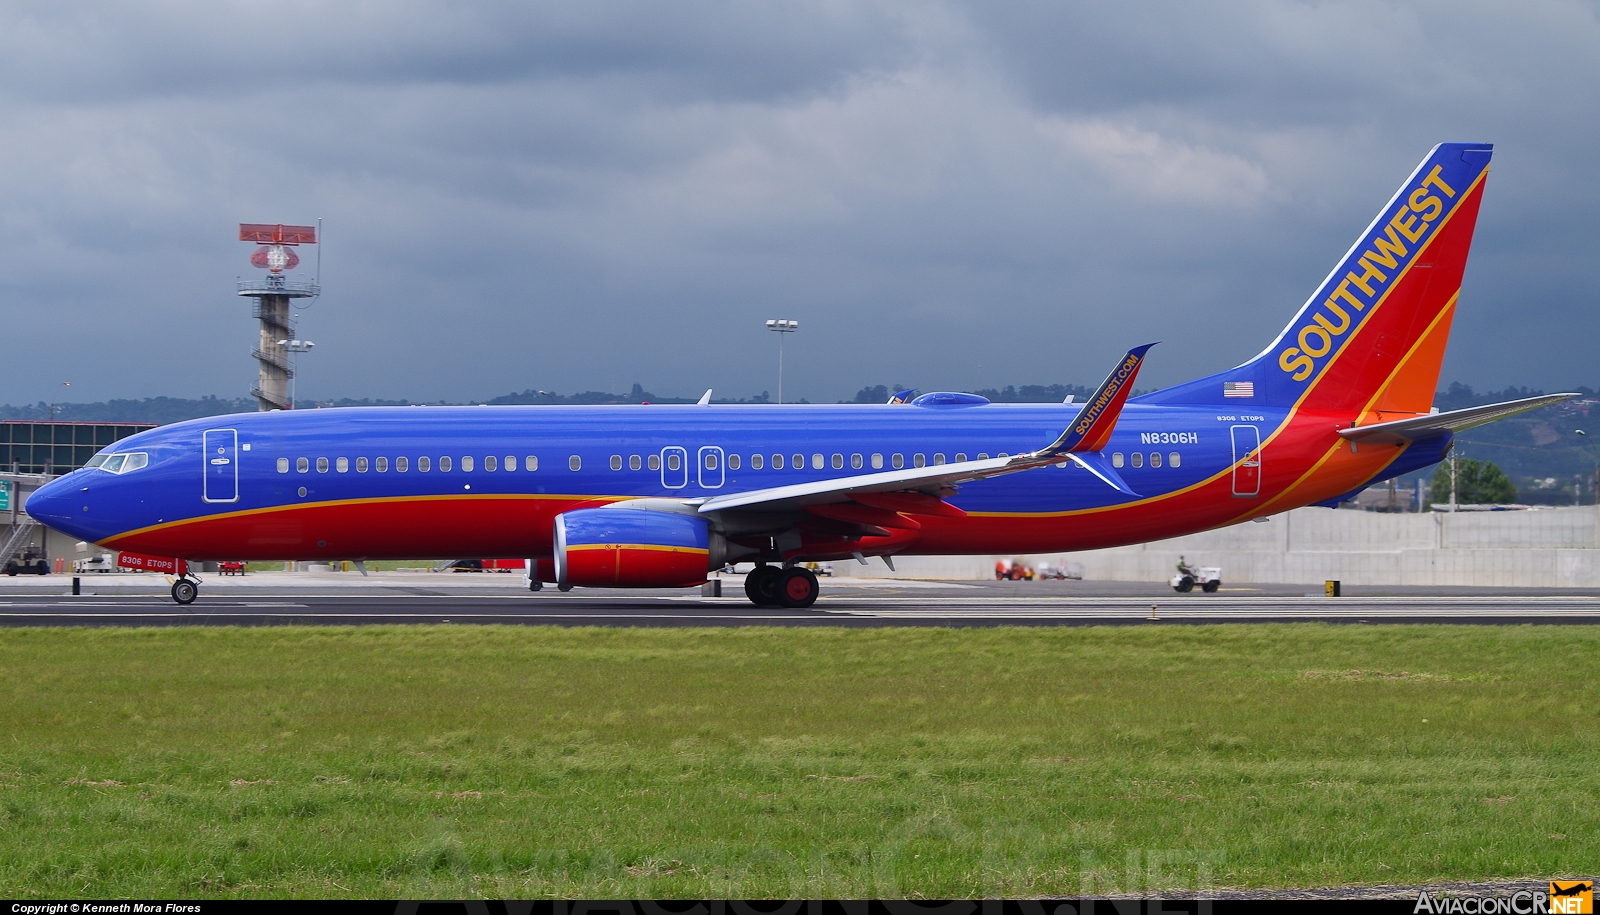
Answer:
(1138, 143, 1492, 417)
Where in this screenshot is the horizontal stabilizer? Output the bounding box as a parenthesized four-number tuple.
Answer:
(1339, 394, 1579, 445)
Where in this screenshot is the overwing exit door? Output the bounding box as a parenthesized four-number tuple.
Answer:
(660, 446, 688, 489)
(1231, 425, 1261, 498)
(698, 446, 725, 489)
(203, 428, 239, 503)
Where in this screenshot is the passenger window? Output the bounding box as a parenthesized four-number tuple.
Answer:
(440, 456, 453, 472)
(569, 455, 581, 471)
(1150, 452, 1162, 468)
(485, 455, 497, 472)
(629, 455, 642, 471)
(611, 455, 623, 471)
(1169, 452, 1181, 468)
(461, 456, 473, 472)
(336, 457, 349, 473)
(812, 454, 823, 470)
(771, 454, 783, 469)
(376, 457, 389, 472)
(892, 453, 904, 469)
(1130, 453, 1143, 468)
(505, 455, 515, 471)
(751, 454, 764, 469)
(851, 454, 863, 469)
(871, 453, 883, 469)
(317, 457, 329, 473)
(955, 453, 966, 463)
(792, 454, 803, 470)
(356, 457, 368, 473)
(277, 457, 289, 473)
(418, 457, 431, 472)
(667, 453, 680, 472)
(831, 454, 843, 469)
(998, 453, 1009, 459)
(728, 454, 740, 470)
(977, 453, 989, 460)
(397, 456, 409, 472)
(525, 455, 538, 471)
(705, 453, 719, 470)
(914, 453, 926, 468)
(296, 457, 309, 473)
(1112, 453, 1124, 468)
(933, 453, 946, 465)
(648, 454, 660, 471)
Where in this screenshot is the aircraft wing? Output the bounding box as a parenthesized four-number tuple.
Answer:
(695, 344, 1156, 517)
(1339, 393, 1579, 446)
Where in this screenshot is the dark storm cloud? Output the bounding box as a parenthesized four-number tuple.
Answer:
(1, 1, 1597, 406)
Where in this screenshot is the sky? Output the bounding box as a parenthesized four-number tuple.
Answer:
(2, 1, 1598, 405)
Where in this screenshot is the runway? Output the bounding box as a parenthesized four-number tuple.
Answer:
(2, 572, 1599, 626)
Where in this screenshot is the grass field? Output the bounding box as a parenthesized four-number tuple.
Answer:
(0, 624, 1595, 898)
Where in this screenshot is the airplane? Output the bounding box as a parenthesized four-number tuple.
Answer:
(26, 142, 1577, 607)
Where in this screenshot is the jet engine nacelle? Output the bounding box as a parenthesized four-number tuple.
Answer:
(553, 507, 722, 589)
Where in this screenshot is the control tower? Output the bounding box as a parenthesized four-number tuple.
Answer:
(237, 224, 319, 411)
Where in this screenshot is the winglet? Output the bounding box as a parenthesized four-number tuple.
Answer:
(1051, 344, 1156, 454)
(697, 389, 712, 405)
(887, 389, 916, 404)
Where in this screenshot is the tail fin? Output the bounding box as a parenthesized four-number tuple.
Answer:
(1137, 143, 1492, 417)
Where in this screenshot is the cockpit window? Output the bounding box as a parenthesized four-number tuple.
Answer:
(93, 452, 148, 474)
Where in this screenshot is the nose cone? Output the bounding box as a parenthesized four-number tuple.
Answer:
(25, 474, 92, 539)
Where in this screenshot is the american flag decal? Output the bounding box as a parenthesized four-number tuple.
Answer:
(1223, 381, 1254, 398)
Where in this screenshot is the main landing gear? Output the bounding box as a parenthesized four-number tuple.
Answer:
(171, 577, 199, 605)
(744, 564, 819, 609)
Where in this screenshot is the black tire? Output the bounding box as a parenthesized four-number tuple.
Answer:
(744, 565, 784, 606)
(35, 561, 49, 575)
(171, 579, 198, 605)
(1201, 580, 1220, 593)
(1176, 576, 1195, 593)
(3, 562, 15, 577)
(777, 567, 820, 609)
(528, 578, 543, 591)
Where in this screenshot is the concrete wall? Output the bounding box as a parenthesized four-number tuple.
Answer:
(846, 505, 1600, 588)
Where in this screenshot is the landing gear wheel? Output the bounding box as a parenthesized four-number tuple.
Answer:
(744, 565, 784, 606)
(777, 567, 820, 609)
(171, 578, 198, 605)
(1174, 576, 1195, 593)
(1201, 580, 1220, 593)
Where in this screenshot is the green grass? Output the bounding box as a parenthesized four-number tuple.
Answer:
(0, 624, 1595, 897)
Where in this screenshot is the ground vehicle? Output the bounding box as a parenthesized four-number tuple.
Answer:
(218, 560, 246, 576)
(803, 561, 833, 577)
(1171, 564, 1222, 593)
(995, 559, 1034, 581)
(72, 552, 118, 573)
(1036, 562, 1082, 581)
(4, 547, 49, 576)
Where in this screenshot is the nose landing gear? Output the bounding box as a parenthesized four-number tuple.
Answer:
(171, 577, 198, 605)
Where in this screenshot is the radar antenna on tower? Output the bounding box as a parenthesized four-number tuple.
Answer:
(237, 224, 320, 411)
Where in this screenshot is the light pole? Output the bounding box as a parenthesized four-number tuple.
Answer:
(1576, 430, 1599, 506)
(277, 339, 315, 409)
(765, 319, 798, 404)
(48, 382, 70, 422)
